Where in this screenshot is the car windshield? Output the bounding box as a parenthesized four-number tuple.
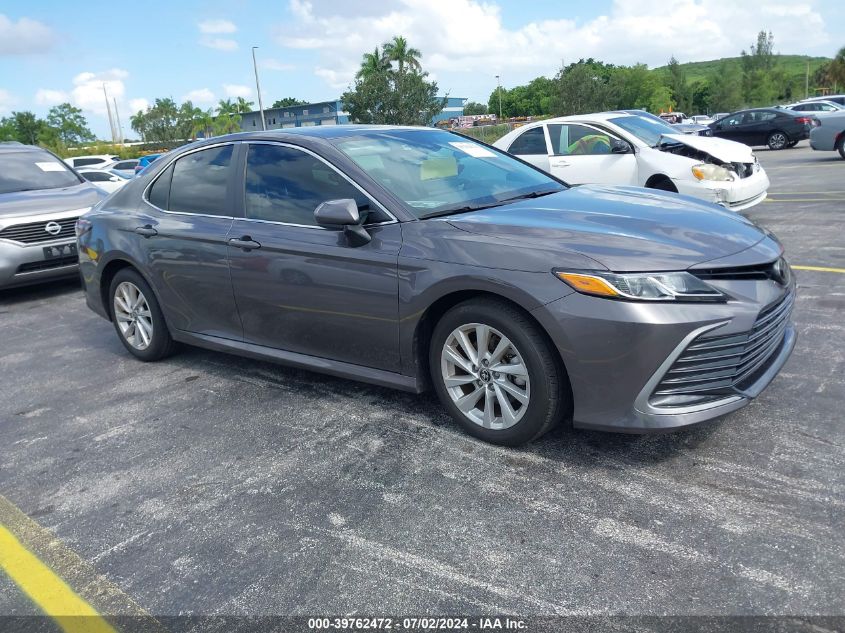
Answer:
(0, 151, 82, 195)
(332, 129, 565, 219)
(610, 115, 680, 147)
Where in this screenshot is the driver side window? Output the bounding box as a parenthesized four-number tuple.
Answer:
(547, 124, 615, 156)
(245, 144, 381, 226)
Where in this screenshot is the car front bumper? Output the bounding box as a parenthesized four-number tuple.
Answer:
(531, 277, 796, 432)
(673, 168, 770, 211)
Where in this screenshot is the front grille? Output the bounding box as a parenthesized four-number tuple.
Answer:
(0, 217, 78, 244)
(651, 291, 794, 406)
(16, 255, 78, 274)
(694, 260, 785, 282)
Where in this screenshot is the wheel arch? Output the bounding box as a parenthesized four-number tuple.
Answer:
(98, 255, 163, 324)
(644, 173, 678, 192)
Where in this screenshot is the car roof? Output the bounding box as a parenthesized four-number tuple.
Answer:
(0, 143, 50, 154)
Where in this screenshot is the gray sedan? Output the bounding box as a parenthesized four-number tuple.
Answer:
(809, 111, 845, 158)
(78, 126, 795, 445)
(1, 143, 104, 288)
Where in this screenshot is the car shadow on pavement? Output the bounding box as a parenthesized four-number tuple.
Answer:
(0, 277, 80, 306)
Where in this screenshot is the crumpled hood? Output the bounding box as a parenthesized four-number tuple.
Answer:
(660, 133, 755, 163)
(447, 185, 771, 272)
(0, 182, 103, 221)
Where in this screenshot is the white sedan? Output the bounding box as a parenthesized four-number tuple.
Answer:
(493, 112, 770, 211)
(77, 168, 130, 194)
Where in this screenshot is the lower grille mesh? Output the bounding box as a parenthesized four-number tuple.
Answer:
(651, 291, 794, 403)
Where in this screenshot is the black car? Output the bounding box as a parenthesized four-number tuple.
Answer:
(708, 108, 814, 150)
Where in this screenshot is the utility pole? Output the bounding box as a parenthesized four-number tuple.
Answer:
(113, 97, 123, 145)
(103, 83, 117, 144)
(805, 60, 810, 99)
(252, 46, 266, 131)
(495, 75, 503, 121)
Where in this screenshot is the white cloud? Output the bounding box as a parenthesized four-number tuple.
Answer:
(129, 98, 150, 114)
(198, 18, 237, 34)
(0, 89, 15, 115)
(223, 84, 252, 98)
(200, 37, 239, 51)
(70, 68, 128, 117)
(0, 14, 55, 55)
(276, 0, 830, 91)
(182, 88, 216, 105)
(35, 88, 69, 106)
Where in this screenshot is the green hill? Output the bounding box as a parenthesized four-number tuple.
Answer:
(654, 54, 831, 82)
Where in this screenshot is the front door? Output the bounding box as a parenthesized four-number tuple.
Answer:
(505, 125, 551, 172)
(545, 123, 639, 185)
(227, 142, 402, 372)
(136, 143, 242, 339)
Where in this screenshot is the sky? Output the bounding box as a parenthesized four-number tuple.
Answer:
(0, 0, 842, 138)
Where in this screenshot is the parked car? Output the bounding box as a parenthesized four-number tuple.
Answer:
(783, 100, 843, 113)
(78, 127, 795, 445)
(77, 168, 131, 193)
(110, 159, 141, 178)
(494, 112, 769, 211)
(1, 144, 105, 288)
(690, 115, 715, 125)
(800, 95, 845, 107)
(134, 153, 162, 175)
(809, 111, 845, 159)
(659, 112, 687, 124)
(65, 154, 120, 169)
(709, 108, 815, 149)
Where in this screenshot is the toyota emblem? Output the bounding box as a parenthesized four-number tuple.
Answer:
(44, 221, 62, 236)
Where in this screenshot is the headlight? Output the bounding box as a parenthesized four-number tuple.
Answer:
(554, 270, 727, 302)
(691, 163, 734, 181)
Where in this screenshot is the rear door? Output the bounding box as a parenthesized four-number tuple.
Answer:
(226, 142, 402, 372)
(504, 126, 551, 172)
(135, 143, 243, 339)
(545, 122, 638, 185)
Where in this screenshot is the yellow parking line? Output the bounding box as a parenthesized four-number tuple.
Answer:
(0, 494, 166, 633)
(0, 525, 116, 633)
(793, 265, 845, 274)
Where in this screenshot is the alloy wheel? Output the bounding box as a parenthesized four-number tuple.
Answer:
(769, 132, 787, 150)
(440, 323, 531, 430)
(113, 281, 154, 350)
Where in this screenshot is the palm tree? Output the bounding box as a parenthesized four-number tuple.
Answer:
(235, 97, 254, 113)
(356, 46, 388, 80)
(382, 36, 421, 75)
(191, 108, 215, 139)
(216, 99, 237, 116)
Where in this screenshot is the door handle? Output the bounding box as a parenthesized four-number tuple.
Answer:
(550, 159, 570, 167)
(134, 225, 157, 238)
(228, 236, 261, 251)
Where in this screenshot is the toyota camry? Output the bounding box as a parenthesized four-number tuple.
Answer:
(77, 126, 795, 445)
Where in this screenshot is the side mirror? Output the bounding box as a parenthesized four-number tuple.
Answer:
(610, 139, 630, 154)
(314, 198, 371, 246)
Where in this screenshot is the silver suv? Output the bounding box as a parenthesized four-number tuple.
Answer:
(0, 143, 104, 289)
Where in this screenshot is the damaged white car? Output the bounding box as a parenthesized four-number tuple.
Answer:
(493, 112, 770, 211)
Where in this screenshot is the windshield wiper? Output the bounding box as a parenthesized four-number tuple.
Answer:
(418, 201, 507, 220)
(499, 189, 562, 203)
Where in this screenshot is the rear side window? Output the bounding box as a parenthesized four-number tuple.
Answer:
(74, 157, 106, 167)
(147, 164, 173, 209)
(168, 145, 233, 215)
(244, 144, 372, 226)
(113, 161, 137, 170)
(507, 127, 547, 155)
(83, 171, 111, 182)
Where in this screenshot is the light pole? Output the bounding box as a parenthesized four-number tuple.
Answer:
(495, 75, 503, 121)
(252, 46, 266, 131)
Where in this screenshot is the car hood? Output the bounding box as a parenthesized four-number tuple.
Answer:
(660, 133, 755, 163)
(446, 185, 771, 272)
(0, 182, 103, 220)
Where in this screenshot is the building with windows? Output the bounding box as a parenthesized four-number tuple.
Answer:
(238, 97, 465, 130)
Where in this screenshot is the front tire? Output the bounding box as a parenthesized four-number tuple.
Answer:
(109, 268, 174, 361)
(429, 298, 569, 446)
(837, 136, 845, 160)
(767, 131, 789, 150)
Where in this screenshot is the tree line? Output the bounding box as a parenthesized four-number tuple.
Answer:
(466, 33, 845, 119)
(0, 103, 95, 150)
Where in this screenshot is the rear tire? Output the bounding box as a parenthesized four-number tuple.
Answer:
(767, 131, 789, 150)
(109, 268, 175, 361)
(837, 136, 845, 160)
(429, 298, 569, 446)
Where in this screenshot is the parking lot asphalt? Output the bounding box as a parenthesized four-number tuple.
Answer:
(1, 144, 843, 623)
